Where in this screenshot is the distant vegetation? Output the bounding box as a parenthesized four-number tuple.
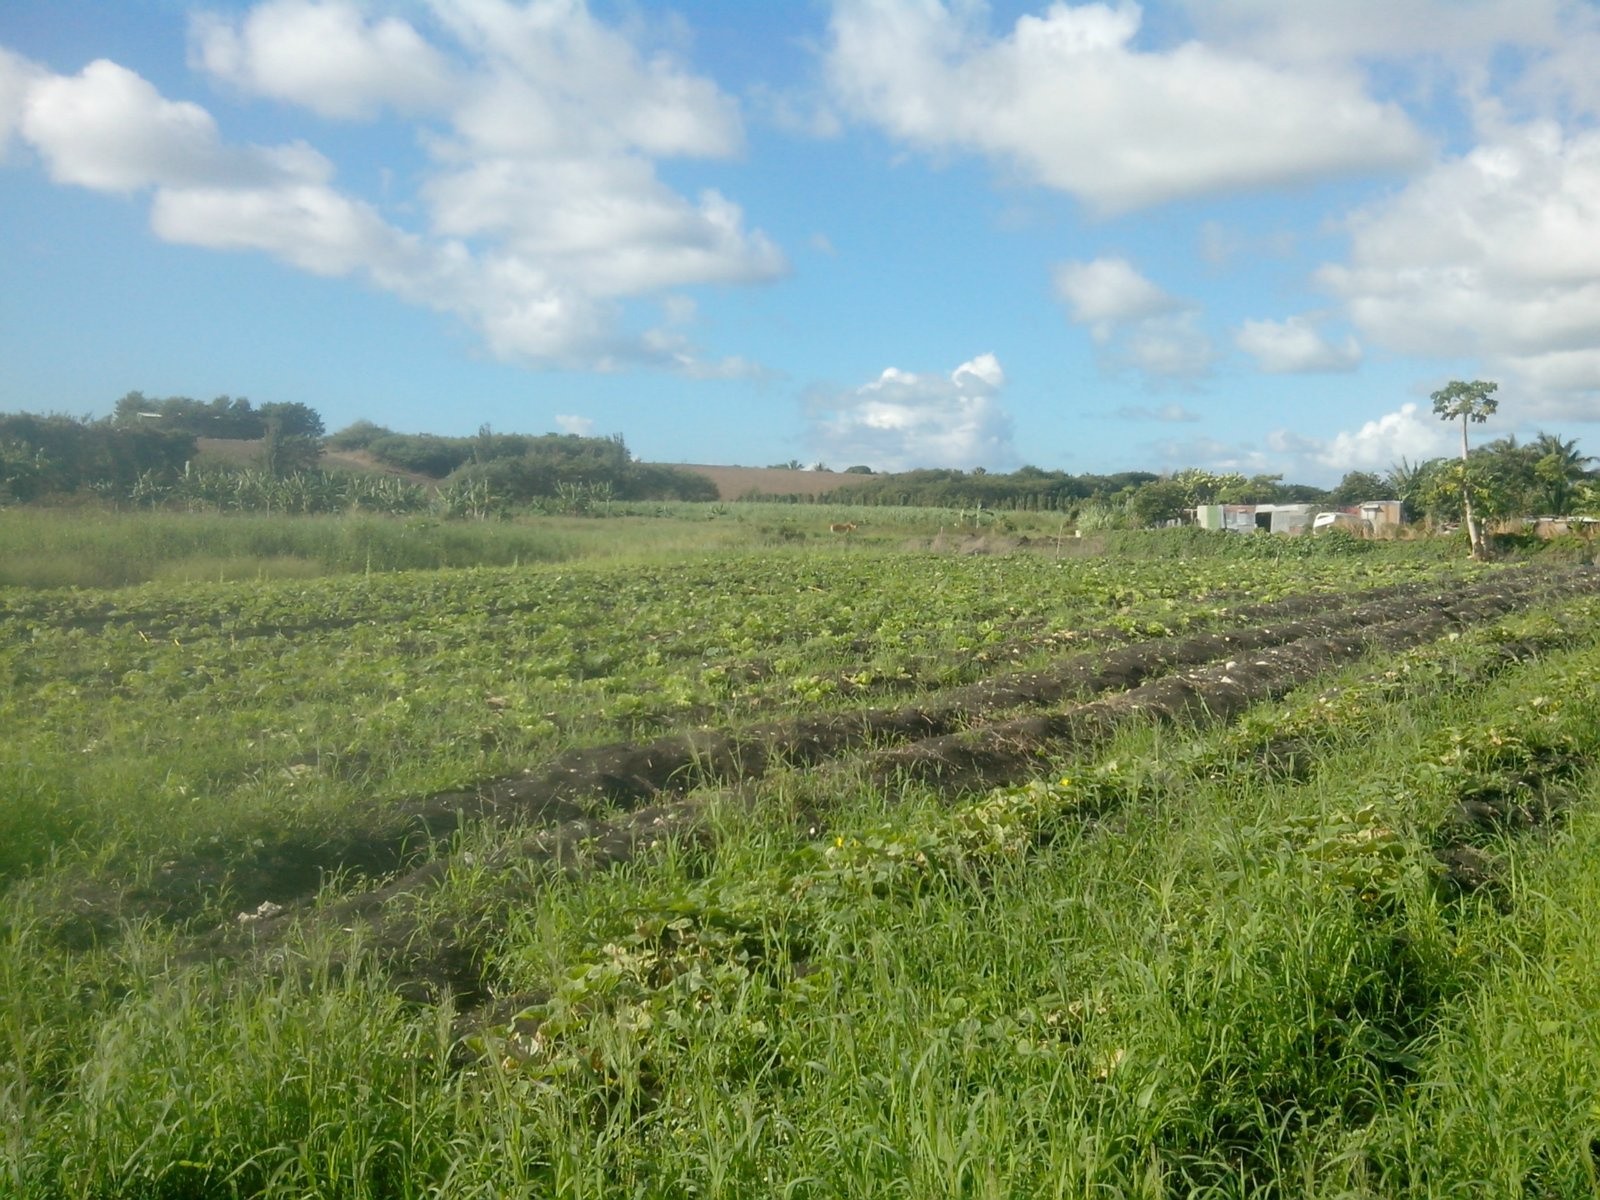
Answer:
(329, 421, 717, 503)
(3, 387, 1597, 531)
(0, 396, 715, 514)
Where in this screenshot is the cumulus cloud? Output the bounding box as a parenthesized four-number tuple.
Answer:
(1318, 120, 1600, 419)
(2, 0, 788, 374)
(425, 0, 743, 161)
(19, 58, 302, 192)
(825, 0, 1427, 213)
(1175, 2, 1600, 136)
(1236, 314, 1361, 373)
(1053, 257, 1180, 340)
(1153, 402, 1461, 484)
(190, 0, 456, 119)
(554, 413, 596, 435)
(423, 157, 784, 297)
(1255, 403, 1459, 482)
(806, 353, 1015, 471)
(149, 183, 447, 285)
(1056, 257, 1213, 380)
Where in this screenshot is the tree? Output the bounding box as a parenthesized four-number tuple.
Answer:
(258, 402, 324, 477)
(1528, 432, 1594, 515)
(1385, 457, 1440, 525)
(1128, 478, 1189, 526)
(257, 401, 325, 440)
(1329, 470, 1386, 507)
(1431, 379, 1499, 560)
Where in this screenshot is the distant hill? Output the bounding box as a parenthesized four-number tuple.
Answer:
(195, 441, 859, 501)
(194, 439, 441, 488)
(664, 464, 849, 500)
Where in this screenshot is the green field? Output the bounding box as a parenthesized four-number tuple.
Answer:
(5, 509, 1600, 1197)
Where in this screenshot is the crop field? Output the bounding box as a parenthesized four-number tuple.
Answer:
(5, 528, 1600, 1197)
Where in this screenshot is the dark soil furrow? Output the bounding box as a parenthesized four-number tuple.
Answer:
(103, 571, 1551, 934)
(866, 576, 1597, 790)
(209, 566, 1600, 1004)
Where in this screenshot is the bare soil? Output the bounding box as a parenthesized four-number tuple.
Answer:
(662, 464, 850, 500)
(42, 564, 1600, 1009)
(193, 438, 441, 488)
(105, 564, 1590, 1003)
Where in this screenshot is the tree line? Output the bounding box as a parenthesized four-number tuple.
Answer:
(0, 395, 718, 510)
(325, 422, 716, 502)
(4, 383, 1594, 527)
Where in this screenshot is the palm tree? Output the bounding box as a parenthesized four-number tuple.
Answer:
(1528, 432, 1594, 515)
(1385, 457, 1435, 525)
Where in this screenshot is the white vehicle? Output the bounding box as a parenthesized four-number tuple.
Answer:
(1313, 511, 1367, 532)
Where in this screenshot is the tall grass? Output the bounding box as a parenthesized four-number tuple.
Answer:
(0, 504, 964, 589)
(0, 510, 582, 588)
(0, 506, 1473, 591)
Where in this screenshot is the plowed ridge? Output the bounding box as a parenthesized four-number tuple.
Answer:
(120, 571, 1499, 927)
(202, 564, 1600, 1002)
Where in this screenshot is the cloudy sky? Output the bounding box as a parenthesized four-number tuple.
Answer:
(3, 0, 1599, 482)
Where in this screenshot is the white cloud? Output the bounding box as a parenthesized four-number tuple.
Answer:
(3, 0, 788, 374)
(554, 413, 595, 435)
(1236, 315, 1361, 373)
(190, 0, 456, 119)
(424, 157, 783, 297)
(20, 58, 302, 192)
(825, 0, 1427, 213)
(1308, 402, 1457, 470)
(1256, 403, 1458, 482)
(1175, 2, 1600, 131)
(1155, 402, 1465, 485)
(806, 353, 1015, 471)
(425, 0, 742, 161)
(1318, 120, 1600, 418)
(1055, 256, 1213, 381)
(149, 182, 447, 284)
(1053, 257, 1180, 339)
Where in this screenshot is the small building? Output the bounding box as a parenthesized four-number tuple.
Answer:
(1263, 504, 1317, 534)
(1194, 504, 1259, 533)
(1526, 516, 1600, 539)
(1357, 500, 1402, 530)
(1194, 500, 1397, 535)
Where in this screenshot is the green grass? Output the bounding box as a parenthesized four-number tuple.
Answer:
(1, 505, 1468, 590)
(3, 538, 1598, 1196)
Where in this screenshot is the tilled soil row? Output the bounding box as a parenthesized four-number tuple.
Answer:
(221, 565, 1600, 1004)
(115, 572, 1501, 931)
(675, 575, 1449, 722)
(864, 568, 1600, 790)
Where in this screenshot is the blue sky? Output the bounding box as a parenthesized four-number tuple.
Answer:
(3, 0, 1599, 484)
